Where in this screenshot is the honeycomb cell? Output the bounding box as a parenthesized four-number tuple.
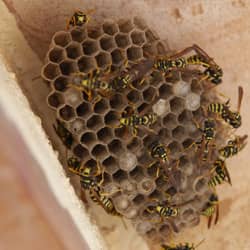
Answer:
(95, 52, 112, 68)
(59, 105, 75, 121)
(132, 194, 145, 205)
(156, 41, 167, 55)
(109, 93, 126, 110)
(159, 128, 171, 144)
(131, 30, 146, 46)
(182, 138, 194, 150)
(152, 99, 170, 117)
(114, 127, 127, 140)
(145, 29, 159, 42)
(103, 22, 119, 35)
(86, 115, 103, 130)
(77, 56, 96, 73)
(115, 33, 130, 48)
(138, 152, 153, 166)
(193, 176, 208, 194)
(53, 32, 71, 47)
(111, 49, 126, 66)
(100, 35, 116, 51)
(76, 102, 92, 119)
(178, 110, 193, 124)
(63, 88, 82, 107)
(124, 207, 138, 219)
(172, 126, 186, 140)
(142, 43, 157, 57)
(127, 46, 143, 61)
(113, 169, 128, 183)
(165, 186, 178, 196)
(137, 178, 156, 195)
(133, 17, 147, 30)
(108, 139, 124, 155)
(81, 131, 96, 148)
(70, 28, 87, 42)
(87, 28, 103, 39)
(163, 113, 177, 129)
(143, 134, 157, 148)
(94, 98, 109, 114)
(97, 127, 113, 143)
(127, 137, 141, 152)
(47, 92, 64, 109)
(159, 224, 171, 236)
(170, 97, 185, 114)
(53, 76, 68, 92)
(118, 19, 134, 33)
(137, 103, 149, 114)
(173, 80, 191, 97)
(96, 172, 112, 187)
(118, 151, 137, 172)
(148, 189, 162, 200)
(113, 195, 130, 211)
(181, 208, 195, 221)
(103, 156, 119, 175)
(185, 93, 201, 111)
(48, 47, 65, 63)
(66, 43, 82, 59)
(168, 141, 182, 157)
(191, 78, 203, 94)
(60, 60, 78, 75)
(179, 156, 193, 176)
(129, 166, 145, 181)
(73, 144, 89, 159)
(91, 144, 108, 160)
(127, 90, 142, 105)
(104, 110, 120, 126)
(143, 87, 156, 103)
(82, 39, 99, 55)
(42, 63, 60, 80)
(70, 118, 85, 134)
(158, 84, 173, 99)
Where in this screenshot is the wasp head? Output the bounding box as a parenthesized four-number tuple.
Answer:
(67, 157, 81, 173)
(229, 111, 242, 128)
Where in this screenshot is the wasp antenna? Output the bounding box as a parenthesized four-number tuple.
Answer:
(237, 86, 244, 112)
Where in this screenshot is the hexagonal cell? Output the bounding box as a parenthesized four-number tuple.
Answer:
(182, 138, 194, 150)
(127, 137, 141, 152)
(138, 152, 153, 166)
(109, 93, 126, 110)
(132, 194, 145, 205)
(133, 17, 147, 30)
(137, 178, 156, 195)
(59, 60, 78, 75)
(127, 90, 142, 105)
(113, 195, 130, 211)
(114, 127, 127, 141)
(145, 29, 159, 42)
(170, 97, 185, 114)
(100, 35, 116, 51)
(130, 30, 146, 46)
(93, 98, 109, 114)
(163, 113, 177, 129)
(47, 92, 64, 109)
(113, 169, 128, 183)
(81, 131, 96, 148)
(108, 139, 124, 155)
(76, 102, 92, 118)
(148, 189, 162, 200)
(95, 171, 111, 187)
(143, 134, 157, 148)
(127, 46, 143, 61)
(70, 118, 85, 134)
(152, 99, 170, 117)
(59, 105, 75, 121)
(63, 88, 82, 107)
(70, 28, 87, 42)
(118, 19, 134, 33)
(143, 87, 156, 103)
(156, 41, 167, 55)
(178, 110, 193, 124)
(185, 93, 201, 111)
(181, 207, 196, 221)
(168, 141, 182, 157)
(53, 32, 71, 47)
(111, 49, 126, 66)
(159, 128, 171, 144)
(172, 126, 186, 140)
(97, 127, 113, 143)
(73, 144, 89, 159)
(129, 166, 145, 181)
(95, 52, 112, 68)
(77, 56, 96, 73)
(82, 39, 99, 55)
(159, 224, 171, 236)
(66, 43, 82, 59)
(104, 110, 120, 126)
(115, 33, 130, 49)
(191, 78, 203, 94)
(102, 156, 119, 175)
(118, 151, 137, 172)
(48, 47, 65, 63)
(193, 176, 208, 194)
(142, 43, 157, 57)
(158, 84, 173, 99)
(91, 144, 108, 160)
(179, 156, 193, 176)
(103, 21, 119, 35)
(124, 207, 138, 219)
(173, 79, 191, 97)
(42, 63, 60, 80)
(137, 103, 149, 114)
(84, 159, 100, 174)
(86, 115, 103, 130)
(87, 28, 103, 39)
(53, 76, 69, 92)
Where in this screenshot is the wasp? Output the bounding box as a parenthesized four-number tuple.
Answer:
(53, 119, 73, 150)
(161, 239, 204, 250)
(201, 193, 219, 228)
(66, 9, 95, 29)
(219, 135, 248, 159)
(207, 86, 243, 128)
(153, 44, 223, 85)
(208, 159, 232, 188)
(151, 143, 170, 164)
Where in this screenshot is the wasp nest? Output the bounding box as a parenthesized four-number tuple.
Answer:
(41, 17, 227, 244)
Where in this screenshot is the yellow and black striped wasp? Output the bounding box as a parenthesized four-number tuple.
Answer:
(207, 86, 244, 128)
(208, 159, 232, 188)
(66, 9, 95, 29)
(150, 143, 170, 167)
(201, 193, 219, 228)
(161, 239, 205, 250)
(219, 134, 248, 159)
(53, 119, 73, 150)
(153, 44, 223, 85)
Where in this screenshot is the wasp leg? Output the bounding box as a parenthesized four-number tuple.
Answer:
(132, 126, 138, 137)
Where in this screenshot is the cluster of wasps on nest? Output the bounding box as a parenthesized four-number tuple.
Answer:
(51, 10, 248, 250)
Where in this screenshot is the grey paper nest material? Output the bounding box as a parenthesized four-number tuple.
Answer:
(41, 17, 226, 243)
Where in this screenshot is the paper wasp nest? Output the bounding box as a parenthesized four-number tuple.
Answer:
(41, 17, 224, 243)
